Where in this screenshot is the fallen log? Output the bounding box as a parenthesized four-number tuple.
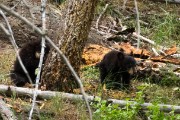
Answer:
(0, 85, 180, 113)
(0, 98, 18, 120)
(150, 0, 180, 4)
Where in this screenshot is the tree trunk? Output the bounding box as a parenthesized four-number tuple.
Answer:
(41, 0, 98, 92)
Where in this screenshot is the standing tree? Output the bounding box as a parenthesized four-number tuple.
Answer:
(41, 0, 98, 92)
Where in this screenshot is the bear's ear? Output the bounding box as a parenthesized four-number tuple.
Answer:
(117, 51, 125, 60)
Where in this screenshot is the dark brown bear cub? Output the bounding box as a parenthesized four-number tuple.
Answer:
(96, 50, 136, 89)
(10, 40, 50, 87)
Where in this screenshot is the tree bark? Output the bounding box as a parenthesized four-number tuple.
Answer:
(41, 0, 98, 92)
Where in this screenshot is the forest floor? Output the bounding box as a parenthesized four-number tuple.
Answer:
(0, 0, 180, 120)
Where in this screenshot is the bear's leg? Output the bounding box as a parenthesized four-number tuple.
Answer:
(99, 66, 107, 84)
(122, 72, 131, 88)
(10, 71, 28, 87)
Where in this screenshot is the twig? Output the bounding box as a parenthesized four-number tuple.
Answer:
(22, 0, 35, 19)
(0, 4, 91, 120)
(11, 0, 23, 10)
(0, 10, 18, 48)
(133, 32, 155, 45)
(0, 85, 180, 113)
(152, 47, 159, 56)
(95, 4, 109, 29)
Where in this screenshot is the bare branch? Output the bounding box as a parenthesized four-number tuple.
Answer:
(132, 32, 155, 45)
(150, 0, 180, 4)
(96, 4, 109, 29)
(22, 0, 35, 19)
(11, 0, 23, 10)
(0, 10, 18, 48)
(152, 47, 159, 56)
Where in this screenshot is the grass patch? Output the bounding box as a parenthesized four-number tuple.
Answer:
(138, 68, 180, 87)
(81, 66, 99, 81)
(151, 12, 180, 46)
(40, 96, 89, 120)
(0, 49, 15, 85)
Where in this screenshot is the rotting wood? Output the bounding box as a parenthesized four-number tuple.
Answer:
(0, 85, 180, 113)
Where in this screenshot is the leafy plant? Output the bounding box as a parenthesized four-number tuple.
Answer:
(91, 89, 145, 120)
(147, 103, 180, 120)
(81, 66, 99, 80)
(91, 84, 180, 120)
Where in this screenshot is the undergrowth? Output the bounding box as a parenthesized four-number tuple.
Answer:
(90, 85, 180, 120)
(151, 12, 180, 46)
(81, 65, 180, 119)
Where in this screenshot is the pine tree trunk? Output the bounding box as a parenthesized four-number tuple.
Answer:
(41, 0, 97, 92)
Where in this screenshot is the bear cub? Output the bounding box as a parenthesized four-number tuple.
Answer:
(96, 50, 136, 89)
(10, 40, 50, 87)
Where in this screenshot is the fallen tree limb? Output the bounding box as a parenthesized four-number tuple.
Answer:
(96, 4, 109, 29)
(0, 98, 18, 120)
(0, 85, 180, 113)
(133, 32, 155, 45)
(150, 0, 180, 4)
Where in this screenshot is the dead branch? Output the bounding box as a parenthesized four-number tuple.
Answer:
(150, 0, 180, 4)
(96, 4, 109, 29)
(0, 85, 180, 113)
(0, 10, 18, 48)
(22, 0, 35, 19)
(152, 47, 159, 56)
(0, 98, 18, 120)
(132, 32, 155, 45)
(171, 54, 180, 58)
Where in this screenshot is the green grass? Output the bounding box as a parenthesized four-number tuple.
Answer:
(81, 65, 180, 119)
(151, 12, 180, 46)
(39, 96, 89, 120)
(91, 87, 180, 120)
(81, 66, 99, 81)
